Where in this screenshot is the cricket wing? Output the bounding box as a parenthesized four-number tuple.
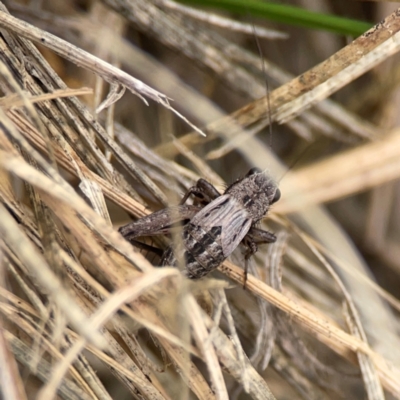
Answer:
(190, 195, 252, 257)
(219, 209, 252, 257)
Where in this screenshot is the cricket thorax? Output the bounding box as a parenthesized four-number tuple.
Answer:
(225, 170, 280, 222)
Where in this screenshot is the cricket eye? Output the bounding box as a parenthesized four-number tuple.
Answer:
(272, 189, 281, 203)
(247, 167, 262, 176)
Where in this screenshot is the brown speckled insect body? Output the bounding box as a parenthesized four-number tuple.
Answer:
(119, 168, 280, 279)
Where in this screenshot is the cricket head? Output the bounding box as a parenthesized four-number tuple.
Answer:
(225, 167, 280, 221)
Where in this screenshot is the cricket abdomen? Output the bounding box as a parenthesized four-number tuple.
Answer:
(184, 223, 224, 278)
(161, 223, 225, 279)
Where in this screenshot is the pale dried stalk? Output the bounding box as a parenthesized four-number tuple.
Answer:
(24, 0, 374, 157)
(38, 269, 180, 400)
(0, 9, 206, 137)
(0, 87, 92, 108)
(231, 7, 400, 129)
(4, 331, 94, 400)
(58, 248, 198, 355)
(0, 301, 105, 399)
(157, 7, 400, 159)
(0, 135, 154, 275)
(219, 260, 400, 397)
(298, 231, 384, 400)
(0, 10, 150, 102)
(277, 129, 400, 214)
(185, 295, 229, 400)
(344, 305, 385, 400)
(1, 299, 161, 399)
(79, 179, 112, 224)
(202, 310, 277, 400)
(0, 201, 105, 349)
(6, 110, 148, 218)
(0, 327, 28, 400)
(289, 230, 400, 317)
(277, 28, 400, 124)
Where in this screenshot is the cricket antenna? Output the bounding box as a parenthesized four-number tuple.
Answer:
(277, 141, 316, 183)
(251, 22, 314, 185)
(252, 22, 273, 150)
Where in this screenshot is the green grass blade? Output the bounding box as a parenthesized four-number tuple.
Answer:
(176, 0, 372, 36)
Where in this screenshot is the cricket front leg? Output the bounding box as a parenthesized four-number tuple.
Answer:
(179, 179, 221, 206)
(246, 227, 277, 244)
(241, 228, 276, 265)
(241, 227, 277, 287)
(119, 205, 201, 241)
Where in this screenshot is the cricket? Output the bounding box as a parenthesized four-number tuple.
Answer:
(119, 167, 280, 280)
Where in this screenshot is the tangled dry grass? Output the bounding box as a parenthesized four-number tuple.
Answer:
(1, 1, 400, 399)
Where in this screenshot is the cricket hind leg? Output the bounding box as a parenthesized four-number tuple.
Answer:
(129, 239, 165, 265)
(241, 227, 277, 288)
(128, 239, 164, 257)
(179, 178, 220, 206)
(119, 205, 200, 241)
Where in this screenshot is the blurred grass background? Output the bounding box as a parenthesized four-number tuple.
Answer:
(1, 0, 400, 399)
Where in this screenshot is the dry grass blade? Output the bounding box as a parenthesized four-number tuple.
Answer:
(0, 200, 105, 348)
(79, 178, 112, 224)
(0, 87, 92, 108)
(344, 304, 385, 400)
(0, 11, 156, 104)
(0, 146, 153, 275)
(5, 109, 148, 217)
(219, 260, 400, 396)
(163, 7, 400, 163)
(0, 326, 27, 400)
(5, 331, 95, 400)
(0, 9, 207, 138)
(155, 7, 400, 159)
(277, 128, 400, 213)
(231, 6, 400, 129)
(38, 268, 180, 400)
(298, 229, 385, 400)
(202, 309, 277, 400)
(185, 295, 229, 400)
